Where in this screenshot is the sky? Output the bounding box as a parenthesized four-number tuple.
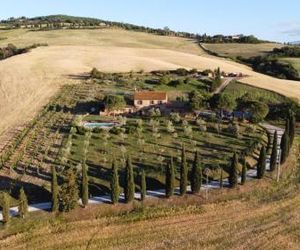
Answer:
(1, 0, 300, 42)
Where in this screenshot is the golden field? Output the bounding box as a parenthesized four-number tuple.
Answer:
(0, 28, 299, 144)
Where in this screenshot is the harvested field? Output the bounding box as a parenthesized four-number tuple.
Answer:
(202, 42, 283, 59)
(0, 29, 299, 147)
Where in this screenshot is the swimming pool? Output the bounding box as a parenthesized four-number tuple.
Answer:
(83, 122, 118, 129)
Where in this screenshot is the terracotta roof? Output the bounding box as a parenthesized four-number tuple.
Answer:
(134, 91, 167, 101)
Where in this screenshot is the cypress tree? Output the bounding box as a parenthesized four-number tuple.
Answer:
(124, 156, 135, 203)
(2, 193, 10, 224)
(18, 187, 28, 218)
(229, 153, 238, 188)
(140, 170, 146, 201)
(220, 167, 223, 188)
(60, 169, 79, 212)
(289, 114, 296, 147)
(51, 165, 59, 212)
(270, 131, 278, 172)
(241, 158, 247, 185)
(82, 163, 89, 207)
(280, 131, 290, 164)
(285, 118, 290, 137)
(191, 151, 202, 194)
(257, 146, 266, 179)
(165, 157, 175, 198)
(110, 160, 120, 204)
(180, 145, 188, 196)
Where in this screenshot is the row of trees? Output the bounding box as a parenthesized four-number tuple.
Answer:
(1, 188, 28, 225)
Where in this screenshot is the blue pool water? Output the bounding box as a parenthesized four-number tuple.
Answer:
(83, 122, 117, 129)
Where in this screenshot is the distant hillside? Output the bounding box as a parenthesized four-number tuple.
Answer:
(289, 41, 300, 45)
(0, 14, 197, 38)
(0, 15, 268, 43)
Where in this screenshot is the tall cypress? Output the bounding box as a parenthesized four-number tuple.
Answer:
(60, 169, 79, 212)
(285, 118, 290, 137)
(289, 114, 296, 147)
(191, 151, 202, 194)
(180, 145, 188, 196)
(270, 131, 278, 172)
(110, 160, 120, 204)
(257, 146, 266, 179)
(51, 165, 59, 212)
(2, 193, 10, 224)
(18, 187, 28, 218)
(241, 157, 247, 185)
(82, 164, 89, 207)
(165, 157, 175, 198)
(140, 170, 146, 201)
(280, 131, 290, 164)
(229, 153, 238, 188)
(124, 156, 135, 203)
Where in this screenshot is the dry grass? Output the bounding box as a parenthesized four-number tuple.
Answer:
(0, 29, 299, 145)
(202, 42, 283, 59)
(1, 187, 300, 249)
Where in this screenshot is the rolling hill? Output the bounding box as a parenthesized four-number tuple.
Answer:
(0, 27, 299, 149)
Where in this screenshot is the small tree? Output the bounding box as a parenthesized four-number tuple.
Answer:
(191, 151, 202, 194)
(270, 131, 278, 172)
(18, 187, 28, 218)
(280, 131, 290, 164)
(229, 153, 238, 188)
(110, 160, 120, 204)
(241, 158, 247, 185)
(2, 193, 10, 224)
(51, 165, 59, 212)
(140, 170, 146, 201)
(60, 169, 79, 212)
(180, 145, 188, 195)
(81, 164, 89, 207)
(257, 146, 266, 179)
(124, 156, 135, 203)
(165, 158, 175, 198)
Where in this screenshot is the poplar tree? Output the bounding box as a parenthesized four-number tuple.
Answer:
(241, 157, 247, 185)
(51, 165, 59, 212)
(270, 131, 278, 172)
(2, 193, 10, 224)
(257, 146, 266, 179)
(110, 160, 120, 204)
(140, 170, 146, 201)
(18, 187, 28, 218)
(165, 157, 175, 198)
(229, 153, 238, 188)
(82, 163, 89, 207)
(280, 131, 290, 164)
(124, 156, 135, 203)
(180, 145, 188, 196)
(191, 151, 202, 194)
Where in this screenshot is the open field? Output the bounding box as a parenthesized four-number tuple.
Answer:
(202, 42, 283, 59)
(0, 28, 299, 148)
(1, 142, 299, 250)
